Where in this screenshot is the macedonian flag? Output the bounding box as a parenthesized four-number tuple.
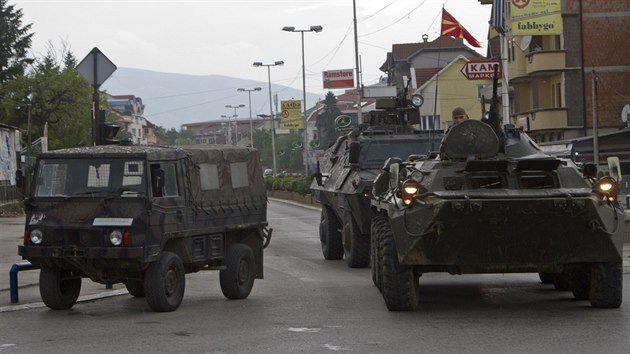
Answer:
(441, 8, 481, 48)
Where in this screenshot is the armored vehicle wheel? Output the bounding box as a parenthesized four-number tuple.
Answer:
(220, 244, 256, 299)
(589, 262, 622, 308)
(538, 272, 554, 284)
(320, 206, 343, 260)
(551, 273, 571, 291)
(125, 279, 145, 297)
(379, 216, 419, 311)
(371, 214, 387, 291)
(39, 267, 82, 310)
(144, 251, 185, 312)
(342, 211, 370, 268)
(570, 268, 591, 301)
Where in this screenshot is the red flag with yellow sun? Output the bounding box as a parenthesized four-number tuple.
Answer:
(441, 8, 481, 48)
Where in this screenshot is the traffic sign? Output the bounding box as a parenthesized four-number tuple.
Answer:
(76, 47, 117, 87)
(460, 60, 501, 80)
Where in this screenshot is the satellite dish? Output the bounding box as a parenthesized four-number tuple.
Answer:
(519, 36, 532, 51)
(621, 104, 630, 123)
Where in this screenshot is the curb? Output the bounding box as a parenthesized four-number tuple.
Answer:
(0, 289, 128, 313)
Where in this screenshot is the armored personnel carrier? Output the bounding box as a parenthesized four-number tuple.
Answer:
(312, 92, 441, 268)
(370, 105, 625, 311)
(19, 144, 271, 312)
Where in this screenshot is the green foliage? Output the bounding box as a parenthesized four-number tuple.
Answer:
(0, 0, 34, 84)
(265, 175, 313, 196)
(316, 91, 342, 149)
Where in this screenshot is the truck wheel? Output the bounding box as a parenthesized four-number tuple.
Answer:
(380, 218, 419, 311)
(551, 273, 570, 291)
(371, 214, 387, 291)
(570, 268, 591, 301)
(220, 244, 256, 299)
(589, 262, 622, 308)
(320, 206, 343, 260)
(39, 267, 82, 310)
(144, 252, 185, 312)
(125, 279, 145, 297)
(342, 211, 370, 268)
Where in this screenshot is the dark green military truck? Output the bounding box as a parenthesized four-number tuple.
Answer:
(19, 144, 271, 312)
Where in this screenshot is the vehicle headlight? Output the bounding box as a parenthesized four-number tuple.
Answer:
(30, 229, 43, 245)
(402, 179, 420, 206)
(109, 230, 123, 246)
(594, 176, 618, 202)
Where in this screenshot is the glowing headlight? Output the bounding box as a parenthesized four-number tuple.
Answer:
(109, 230, 123, 246)
(402, 180, 420, 206)
(594, 176, 618, 202)
(30, 229, 43, 245)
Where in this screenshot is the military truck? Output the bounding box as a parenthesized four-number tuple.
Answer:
(312, 91, 441, 268)
(18, 144, 271, 312)
(369, 101, 625, 311)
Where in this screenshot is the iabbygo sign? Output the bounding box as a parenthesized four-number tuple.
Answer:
(460, 60, 501, 80)
(323, 69, 354, 89)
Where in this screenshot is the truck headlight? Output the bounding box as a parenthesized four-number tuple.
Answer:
(594, 176, 618, 202)
(30, 229, 43, 245)
(402, 179, 420, 206)
(109, 230, 123, 246)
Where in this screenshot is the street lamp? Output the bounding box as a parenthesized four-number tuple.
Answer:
(253, 61, 284, 176)
(225, 104, 245, 145)
(220, 114, 235, 144)
(237, 87, 262, 147)
(282, 25, 323, 176)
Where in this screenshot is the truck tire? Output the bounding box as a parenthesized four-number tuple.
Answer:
(371, 214, 387, 291)
(39, 267, 82, 310)
(343, 211, 370, 268)
(589, 262, 622, 308)
(125, 279, 145, 297)
(320, 206, 343, 260)
(380, 218, 419, 311)
(144, 251, 185, 312)
(538, 272, 554, 284)
(551, 273, 570, 291)
(220, 244, 256, 299)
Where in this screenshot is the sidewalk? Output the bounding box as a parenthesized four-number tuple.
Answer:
(2, 207, 630, 312)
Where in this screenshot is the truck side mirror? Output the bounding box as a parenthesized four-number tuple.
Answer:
(607, 156, 622, 182)
(348, 141, 360, 165)
(389, 163, 400, 189)
(314, 161, 323, 186)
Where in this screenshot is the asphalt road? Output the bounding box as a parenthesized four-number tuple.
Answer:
(1, 200, 630, 353)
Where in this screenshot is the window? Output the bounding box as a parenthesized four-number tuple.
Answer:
(88, 164, 110, 187)
(230, 162, 248, 188)
(552, 83, 562, 108)
(151, 163, 179, 197)
(199, 163, 219, 190)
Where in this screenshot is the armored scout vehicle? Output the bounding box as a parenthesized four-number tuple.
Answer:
(19, 144, 271, 312)
(312, 92, 441, 268)
(370, 110, 625, 311)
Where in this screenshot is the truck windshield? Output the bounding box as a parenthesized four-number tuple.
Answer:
(34, 158, 146, 198)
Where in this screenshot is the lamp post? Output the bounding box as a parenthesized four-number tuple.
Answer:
(237, 87, 262, 147)
(225, 104, 245, 145)
(282, 25, 323, 176)
(253, 61, 284, 176)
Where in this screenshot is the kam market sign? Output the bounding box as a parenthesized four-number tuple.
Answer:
(322, 69, 354, 89)
(511, 0, 562, 36)
(460, 60, 501, 80)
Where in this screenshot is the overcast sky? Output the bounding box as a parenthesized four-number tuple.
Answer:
(14, 0, 491, 95)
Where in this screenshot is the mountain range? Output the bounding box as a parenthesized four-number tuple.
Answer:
(101, 67, 324, 130)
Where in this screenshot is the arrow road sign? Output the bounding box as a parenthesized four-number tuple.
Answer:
(460, 60, 501, 80)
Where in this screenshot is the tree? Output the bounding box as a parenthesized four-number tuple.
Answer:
(0, 0, 34, 84)
(316, 91, 342, 149)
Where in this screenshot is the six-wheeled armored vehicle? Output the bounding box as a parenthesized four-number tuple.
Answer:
(19, 144, 271, 312)
(370, 119, 625, 311)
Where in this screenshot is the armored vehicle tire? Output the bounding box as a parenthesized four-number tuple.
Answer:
(220, 244, 256, 299)
(551, 273, 571, 291)
(320, 206, 343, 260)
(570, 268, 591, 301)
(589, 262, 622, 308)
(125, 279, 145, 297)
(371, 214, 387, 291)
(39, 267, 82, 310)
(379, 215, 419, 311)
(538, 272, 554, 284)
(144, 251, 185, 312)
(343, 211, 370, 268)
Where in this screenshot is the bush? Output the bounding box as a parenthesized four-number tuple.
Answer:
(265, 175, 313, 195)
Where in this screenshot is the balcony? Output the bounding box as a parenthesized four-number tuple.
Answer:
(525, 50, 566, 76)
(514, 108, 568, 131)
